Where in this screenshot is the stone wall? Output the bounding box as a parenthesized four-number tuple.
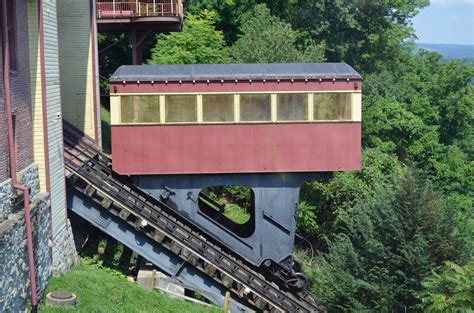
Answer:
(0, 192, 52, 312)
(0, 164, 41, 224)
(51, 220, 78, 276)
(0, 179, 13, 224)
(0, 164, 52, 312)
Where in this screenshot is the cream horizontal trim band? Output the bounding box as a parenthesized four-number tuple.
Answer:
(111, 90, 362, 96)
(115, 120, 360, 127)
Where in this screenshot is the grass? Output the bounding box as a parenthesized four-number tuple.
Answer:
(199, 195, 251, 225)
(101, 105, 111, 154)
(223, 204, 251, 224)
(39, 261, 220, 313)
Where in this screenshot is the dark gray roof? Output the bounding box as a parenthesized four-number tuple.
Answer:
(110, 63, 362, 82)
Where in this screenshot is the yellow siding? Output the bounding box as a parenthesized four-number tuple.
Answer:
(57, 0, 97, 139)
(27, 0, 46, 192)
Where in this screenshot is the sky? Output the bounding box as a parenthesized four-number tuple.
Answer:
(412, 0, 474, 45)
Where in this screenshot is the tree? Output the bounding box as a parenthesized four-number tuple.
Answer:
(231, 4, 325, 63)
(148, 11, 230, 65)
(418, 259, 474, 313)
(186, 0, 258, 44)
(363, 98, 441, 164)
(186, 0, 298, 44)
(297, 148, 403, 247)
(310, 171, 469, 312)
(290, 0, 429, 72)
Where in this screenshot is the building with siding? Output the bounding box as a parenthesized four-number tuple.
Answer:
(0, 0, 100, 311)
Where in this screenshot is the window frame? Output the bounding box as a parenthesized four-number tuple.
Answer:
(164, 94, 199, 124)
(6, 0, 19, 75)
(201, 94, 236, 124)
(275, 93, 310, 123)
(312, 91, 353, 122)
(238, 93, 273, 123)
(119, 95, 161, 124)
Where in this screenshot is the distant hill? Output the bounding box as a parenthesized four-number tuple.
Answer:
(416, 43, 474, 64)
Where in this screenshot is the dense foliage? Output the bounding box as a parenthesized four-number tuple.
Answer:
(149, 11, 230, 64)
(98, 1, 473, 311)
(231, 4, 325, 63)
(418, 258, 474, 312)
(307, 171, 468, 312)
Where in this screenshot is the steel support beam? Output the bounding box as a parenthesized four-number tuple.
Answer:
(67, 186, 253, 312)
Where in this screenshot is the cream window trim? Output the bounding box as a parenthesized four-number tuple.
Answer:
(308, 93, 314, 122)
(110, 95, 121, 125)
(234, 94, 240, 123)
(159, 95, 165, 124)
(271, 94, 277, 122)
(351, 93, 362, 122)
(197, 95, 203, 123)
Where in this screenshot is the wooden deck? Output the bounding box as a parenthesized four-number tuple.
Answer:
(96, 0, 183, 32)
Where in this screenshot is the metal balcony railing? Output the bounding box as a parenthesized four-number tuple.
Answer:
(97, 0, 183, 19)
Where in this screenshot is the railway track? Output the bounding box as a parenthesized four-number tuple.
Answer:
(63, 122, 322, 312)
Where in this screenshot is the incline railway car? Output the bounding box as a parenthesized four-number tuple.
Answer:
(109, 63, 362, 291)
(110, 63, 362, 175)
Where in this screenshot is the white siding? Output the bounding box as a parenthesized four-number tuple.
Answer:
(57, 0, 99, 141)
(43, 0, 67, 237)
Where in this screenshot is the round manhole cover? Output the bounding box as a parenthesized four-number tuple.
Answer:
(46, 291, 77, 307)
(50, 291, 73, 300)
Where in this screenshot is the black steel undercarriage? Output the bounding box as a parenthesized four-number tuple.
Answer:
(132, 172, 328, 291)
